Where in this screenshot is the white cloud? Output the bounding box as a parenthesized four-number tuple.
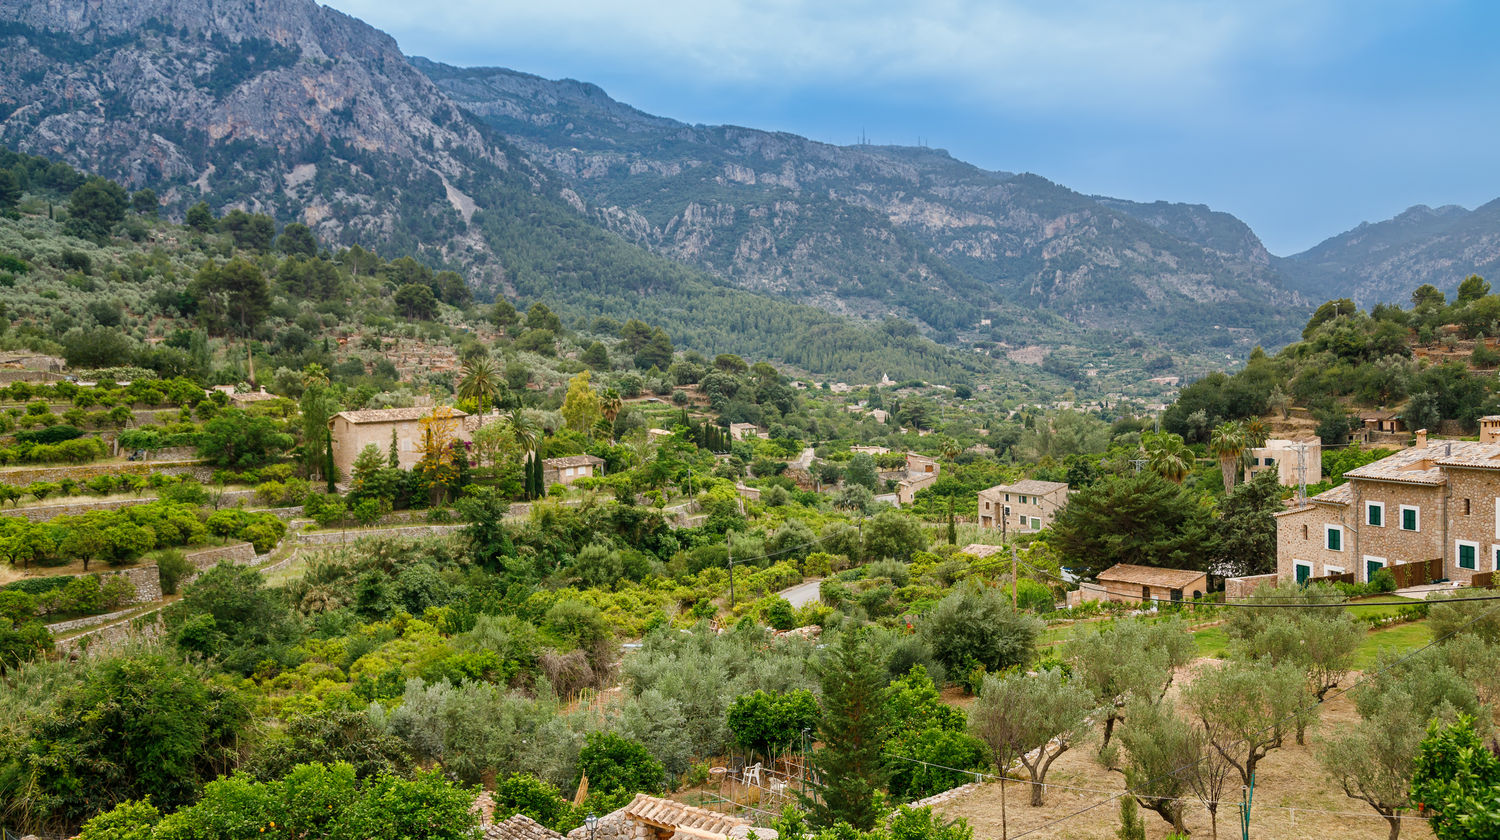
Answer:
(327, 0, 1354, 111)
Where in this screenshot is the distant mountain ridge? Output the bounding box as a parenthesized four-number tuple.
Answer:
(419, 58, 1306, 353)
(1276, 201, 1500, 307)
(6, 0, 1493, 384)
(0, 0, 1006, 384)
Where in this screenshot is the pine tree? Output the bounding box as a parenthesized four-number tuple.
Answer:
(805, 628, 889, 830)
(388, 428, 400, 470)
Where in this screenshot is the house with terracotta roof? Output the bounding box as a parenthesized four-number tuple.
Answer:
(327, 406, 470, 479)
(1089, 563, 1209, 605)
(1274, 429, 1500, 585)
(976, 479, 1071, 533)
(543, 454, 605, 488)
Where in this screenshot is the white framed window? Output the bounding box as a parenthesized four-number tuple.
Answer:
(1362, 555, 1386, 583)
(1325, 565, 1345, 576)
(1492, 545, 1500, 572)
(1400, 505, 1421, 532)
(1457, 540, 1480, 571)
(1366, 501, 1385, 527)
(1325, 524, 1344, 552)
(1294, 560, 1313, 584)
(1495, 497, 1500, 538)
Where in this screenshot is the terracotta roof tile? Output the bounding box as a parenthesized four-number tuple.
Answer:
(332, 406, 468, 424)
(1095, 563, 1206, 589)
(544, 455, 605, 468)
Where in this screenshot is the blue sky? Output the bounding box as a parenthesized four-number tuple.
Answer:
(325, 0, 1500, 255)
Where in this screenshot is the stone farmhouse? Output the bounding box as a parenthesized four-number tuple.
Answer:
(542, 454, 605, 488)
(977, 479, 1070, 534)
(327, 406, 471, 479)
(1275, 426, 1500, 586)
(1246, 437, 1321, 487)
(1067, 562, 1209, 607)
(895, 452, 940, 505)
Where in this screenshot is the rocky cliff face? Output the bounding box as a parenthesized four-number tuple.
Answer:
(0, 0, 531, 279)
(420, 60, 1307, 349)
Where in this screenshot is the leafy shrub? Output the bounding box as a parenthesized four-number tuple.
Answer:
(14, 424, 83, 444)
(155, 549, 194, 596)
(574, 732, 665, 796)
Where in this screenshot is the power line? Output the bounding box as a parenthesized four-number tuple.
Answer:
(884, 754, 1432, 821)
(1003, 590, 1500, 838)
(961, 552, 1492, 609)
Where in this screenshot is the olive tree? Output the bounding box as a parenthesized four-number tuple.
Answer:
(1184, 661, 1306, 788)
(969, 668, 1095, 811)
(1068, 616, 1195, 748)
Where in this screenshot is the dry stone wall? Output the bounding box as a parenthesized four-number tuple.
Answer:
(54, 611, 165, 656)
(8, 489, 262, 522)
(294, 523, 464, 545)
(0, 459, 213, 487)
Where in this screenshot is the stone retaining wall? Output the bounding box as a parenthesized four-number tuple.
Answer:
(184, 541, 256, 569)
(54, 611, 166, 656)
(0, 459, 213, 487)
(907, 780, 986, 809)
(9, 496, 153, 521)
(107, 563, 163, 604)
(293, 523, 464, 545)
(40, 564, 162, 635)
(1224, 572, 1280, 600)
(5, 488, 261, 522)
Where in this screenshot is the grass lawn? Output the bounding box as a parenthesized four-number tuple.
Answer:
(1351, 619, 1431, 669)
(1192, 625, 1229, 658)
(1345, 595, 1418, 621)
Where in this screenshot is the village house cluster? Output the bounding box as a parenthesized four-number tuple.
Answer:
(1274, 421, 1500, 586)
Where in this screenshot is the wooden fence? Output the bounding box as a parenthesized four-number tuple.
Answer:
(1389, 558, 1444, 589)
(1473, 571, 1497, 589)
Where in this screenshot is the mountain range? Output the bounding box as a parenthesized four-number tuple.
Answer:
(0, 0, 1494, 386)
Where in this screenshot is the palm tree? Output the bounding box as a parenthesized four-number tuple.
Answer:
(938, 435, 962, 462)
(1243, 417, 1269, 449)
(457, 358, 500, 411)
(1144, 432, 1193, 484)
(601, 388, 623, 425)
(506, 408, 540, 454)
(1209, 421, 1247, 495)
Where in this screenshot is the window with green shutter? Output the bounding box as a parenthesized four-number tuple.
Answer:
(1326, 527, 1342, 551)
(1295, 563, 1311, 583)
(1401, 506, 1419, 531)
(1367, 503, 1383, 527)
(1459, 542, 1477, 570)
(1366, 558, 1383, 581)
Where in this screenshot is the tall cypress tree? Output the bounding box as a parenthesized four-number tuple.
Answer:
(804, 628, 889, 830)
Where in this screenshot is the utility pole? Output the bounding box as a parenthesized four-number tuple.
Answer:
(727, 537, 735, 609)
(1129, 458, 1146, 474)
(1293, 444, 1308, 505)
(1011, 545, 1019, 608)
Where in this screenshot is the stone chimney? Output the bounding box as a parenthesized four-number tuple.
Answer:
(1416, 429, 1428, 450)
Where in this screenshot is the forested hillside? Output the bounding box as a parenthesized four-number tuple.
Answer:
(1161, 277, 1500, 443)
(1277, 200, 1500, 307)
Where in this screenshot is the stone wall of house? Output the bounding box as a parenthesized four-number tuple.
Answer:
(0, 459, 213, 487)
(1436, 466, 1500, 583)
(563, 809, 635, 840)
(1348, 480, 1445, 578)
(1276, 504, 1354, 581)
